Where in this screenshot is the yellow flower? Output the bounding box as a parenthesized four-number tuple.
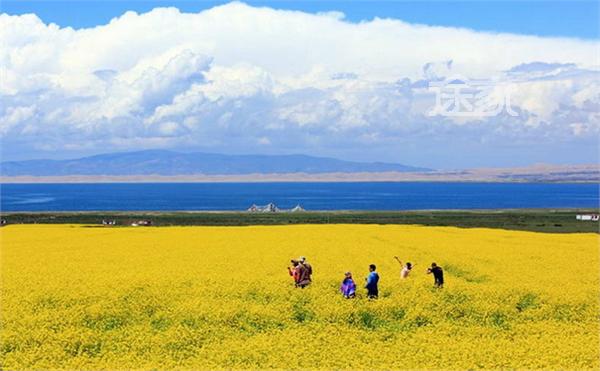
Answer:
(1, 224, 598, 370)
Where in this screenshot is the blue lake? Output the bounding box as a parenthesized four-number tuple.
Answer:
(0, 182, 598, 211)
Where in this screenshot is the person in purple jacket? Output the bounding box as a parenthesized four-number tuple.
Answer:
(340, 271, 356, 298)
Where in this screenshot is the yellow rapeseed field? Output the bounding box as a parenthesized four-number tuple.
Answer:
(1, 224, 598, 370)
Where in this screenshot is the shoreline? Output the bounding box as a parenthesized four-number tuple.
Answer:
(2, 179, 599, 184)
(1, 164, 599, 184)
(1, 207, 597, 213)
(2, 209, 598, 233)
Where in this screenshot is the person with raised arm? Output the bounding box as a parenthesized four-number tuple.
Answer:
(394, 256, 414, 279)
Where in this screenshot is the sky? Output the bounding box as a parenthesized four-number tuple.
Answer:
(1, 1, 599, 168)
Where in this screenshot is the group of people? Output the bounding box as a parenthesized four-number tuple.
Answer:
(287, 256, 313, 288)
(339, 264, 380, 299)
(287, 256, 444, 299)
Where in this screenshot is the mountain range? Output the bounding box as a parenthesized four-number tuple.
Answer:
(0, 150, 429, 176)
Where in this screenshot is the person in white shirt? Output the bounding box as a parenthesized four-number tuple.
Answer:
(394, 256, 414, 279)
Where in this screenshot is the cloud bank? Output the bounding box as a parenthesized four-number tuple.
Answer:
(1, 2, 599, 167)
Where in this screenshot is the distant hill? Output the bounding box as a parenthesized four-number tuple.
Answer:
(0, 150, 430, 176)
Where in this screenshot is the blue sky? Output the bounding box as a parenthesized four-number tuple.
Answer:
(1, 1, 599, 168)
(3, 1, 599, 39)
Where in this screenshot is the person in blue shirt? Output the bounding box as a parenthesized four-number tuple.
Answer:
(365, 264, 379, 299)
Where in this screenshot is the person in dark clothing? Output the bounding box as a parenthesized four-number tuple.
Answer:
(295, 262, 311, 288)
(299, 256, 313, 282)
(365, 264, 379, 298)
(427, 262, 444, 288)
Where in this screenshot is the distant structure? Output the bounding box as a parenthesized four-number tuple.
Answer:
(290, 204, 305, 212)
(247, 203, 280, 213)
(0, 219, 7, 227)
(131, 220, 152, 226)
(247, 203, 305, 213)
(102, 219, 117, 226)
(576, 214, 599, 221)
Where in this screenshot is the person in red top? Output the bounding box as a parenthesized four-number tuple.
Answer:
(287, 259, 311, 288)
(288, 259, 300, 284)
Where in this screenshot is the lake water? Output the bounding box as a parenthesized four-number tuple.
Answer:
(1, 182, 598, 212)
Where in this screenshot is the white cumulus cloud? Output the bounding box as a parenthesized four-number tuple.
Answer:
(0, 2, 599, 167)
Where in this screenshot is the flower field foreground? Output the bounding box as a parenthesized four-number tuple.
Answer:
(1, 224, 598, 370)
